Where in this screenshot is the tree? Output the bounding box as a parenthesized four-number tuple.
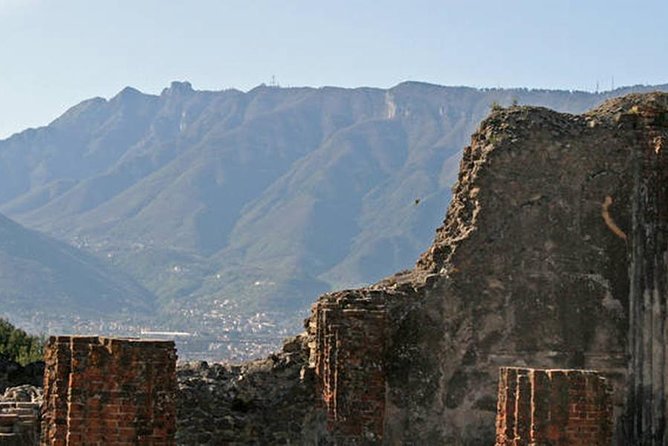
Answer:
(0, 318, 44, 365)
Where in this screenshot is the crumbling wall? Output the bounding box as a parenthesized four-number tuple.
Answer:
(41, 336, 177, 445)
(623, 102, 668, 444)
(308, 93, 668, 445)
(175, 335, 322, 445)
(0, 385, 41, 446)
(311, 290, 386, 444)
(31, 93, 668, 446)
(495, 367, 612, 446)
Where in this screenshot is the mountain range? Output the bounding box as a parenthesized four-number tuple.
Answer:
(1, 81, 666, 355)
(0, 213, 153, 320)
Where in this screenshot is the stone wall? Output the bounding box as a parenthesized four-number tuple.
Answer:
(0, 385, 42, 446)
(305, 92, 668, 444)
(0, 406, 39, 445)
(495, 367, 612, 446)
(175, 334, 324, 445)
(21, 93, 668, 445)
(41, 336, 177, 445)
(623, 101, 668, 444)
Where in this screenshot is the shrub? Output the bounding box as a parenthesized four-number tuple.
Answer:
(0, 318, 44, 365)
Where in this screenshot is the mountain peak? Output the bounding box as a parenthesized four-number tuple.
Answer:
(161, 81, 194, 97)
(114, 86, 143, 100)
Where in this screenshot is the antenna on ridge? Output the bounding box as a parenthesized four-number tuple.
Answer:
(270, 75, 278, 87)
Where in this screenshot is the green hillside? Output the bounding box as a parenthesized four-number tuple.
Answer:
(0, 81, 666, 353)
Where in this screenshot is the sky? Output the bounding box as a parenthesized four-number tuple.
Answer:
(0, 0, 666, 138)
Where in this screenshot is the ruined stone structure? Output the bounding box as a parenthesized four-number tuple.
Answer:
(33, 93, 668, 445)
(41, 336, 176, 445)
(305, 92, 668, 445)
(0, 403, 39, 445)
(311, 291, 386, 443)
(495, 367, 612, 446)
(175, 335, 321, 445)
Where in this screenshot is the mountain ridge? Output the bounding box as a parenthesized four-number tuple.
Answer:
(1, 81, 667, 355)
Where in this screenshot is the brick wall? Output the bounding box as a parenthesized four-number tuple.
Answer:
(310, 291, 386, 444)
(495, 367, 612, 446)
(41, 336, 177, 446)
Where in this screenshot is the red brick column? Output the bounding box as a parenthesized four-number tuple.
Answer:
(312, 291, 386, 444)
(41, 336, 177, 446)
(495, 367, 612, 446)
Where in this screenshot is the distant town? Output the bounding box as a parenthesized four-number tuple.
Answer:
(5, 305, 306, 363)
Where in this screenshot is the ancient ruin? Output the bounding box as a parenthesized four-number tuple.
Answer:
(495, 367, 612, 446)
(41, 336, 176, 445)
(30, 92, 668, 445)
(0, 386, 41, 446)
(304, 92, 668, 444)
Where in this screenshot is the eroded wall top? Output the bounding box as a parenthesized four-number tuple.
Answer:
(311, 92, 668, 445)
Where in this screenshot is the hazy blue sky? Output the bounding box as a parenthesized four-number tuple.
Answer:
(0, 0, 666, 138)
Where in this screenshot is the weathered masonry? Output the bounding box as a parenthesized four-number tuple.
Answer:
(41, 336, 176, 445)
(0, 398, 40, 445)
(311, 291, 386, 443)
(495, 367, 612, 446)
(33, 93, 668, 445)
(305, 93, 668, 445)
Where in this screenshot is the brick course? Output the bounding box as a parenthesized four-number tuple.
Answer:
(41, 336, 177, 446)
(495, 367, 612, 446)
(311, 291, 386, 444)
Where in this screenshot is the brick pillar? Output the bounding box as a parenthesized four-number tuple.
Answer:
(41, 336, 177, 446)
(495, 367, 612, 446)
(312, 291, 386, 444)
